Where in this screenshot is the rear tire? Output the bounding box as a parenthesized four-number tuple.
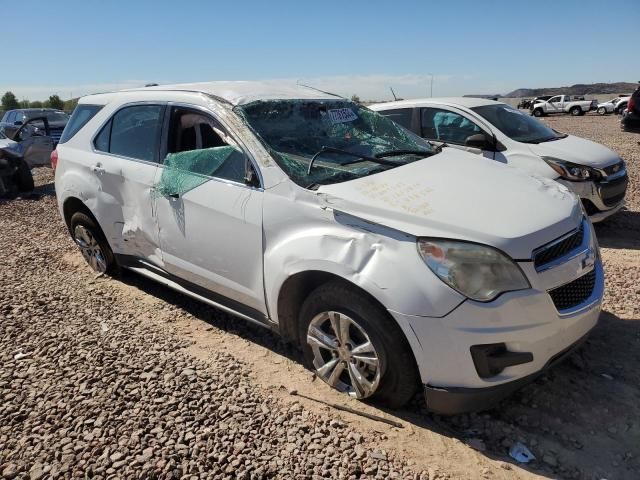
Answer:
(570, 106, 582, 116)
(15, 160, 34, 193)
(69, 212, 117, 275)
(298, 281, 419, 408)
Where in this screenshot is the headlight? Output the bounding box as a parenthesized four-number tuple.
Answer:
(542, 157, 599, 181)
(417, 239, 530, 302)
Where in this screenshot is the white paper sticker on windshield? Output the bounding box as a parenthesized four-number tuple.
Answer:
(328, 108, 358, 124)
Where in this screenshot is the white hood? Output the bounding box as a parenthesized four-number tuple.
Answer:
(528, 135, 620, 169)
(317, 149, 582, 259)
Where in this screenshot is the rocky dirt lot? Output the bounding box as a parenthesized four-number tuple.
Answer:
(0, 113, 638, 479)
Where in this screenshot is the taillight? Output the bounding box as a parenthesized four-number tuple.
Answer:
(50, 149, 58, 173)
(628, 97, 636, 113)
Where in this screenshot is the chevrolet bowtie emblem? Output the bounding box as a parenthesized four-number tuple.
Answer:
(581, 248, 596, 271)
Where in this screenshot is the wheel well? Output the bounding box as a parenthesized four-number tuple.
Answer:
(277, 271, 399, 344)
(62, 197, 97, 232)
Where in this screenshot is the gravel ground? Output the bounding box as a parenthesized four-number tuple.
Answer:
(0, 187, 427, 478)
(0, 112, 639, 480)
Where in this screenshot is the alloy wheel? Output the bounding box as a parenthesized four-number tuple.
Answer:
(306, 311, 381, 399)
(74, 225, 107, 273)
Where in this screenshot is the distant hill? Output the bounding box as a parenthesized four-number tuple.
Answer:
(505, 82, 637, 98)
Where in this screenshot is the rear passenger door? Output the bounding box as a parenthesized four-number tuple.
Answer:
(153, 105, 266, 316)
(90, 103, 165, 264)
(420, 106, 495, 159)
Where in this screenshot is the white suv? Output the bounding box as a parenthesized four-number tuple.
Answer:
(54, 82, 603, 414)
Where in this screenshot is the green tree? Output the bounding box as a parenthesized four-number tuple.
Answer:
(63, 98, 78, 112)
(46, 94, 64, 110)
(19, 99, 30, 108)
(351, 94, 361, 103)
(1, 91, 19, 110)
(29, 101, 44, 108)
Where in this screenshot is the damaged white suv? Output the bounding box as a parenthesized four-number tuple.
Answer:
(54, 82, 604, 414)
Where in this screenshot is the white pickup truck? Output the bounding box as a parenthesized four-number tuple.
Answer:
(531, 95, 597, 117)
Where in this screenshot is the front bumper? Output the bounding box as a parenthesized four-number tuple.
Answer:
(557, 173, 628, 223)
(424, 331, 590, 415)
(390, 222, 603, 414)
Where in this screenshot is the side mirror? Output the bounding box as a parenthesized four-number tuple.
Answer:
(465, 133, 490, 150)
(14, 120, 23, 126)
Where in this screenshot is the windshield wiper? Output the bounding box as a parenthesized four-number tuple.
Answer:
(536, 136, 564, 143)
(522, 135, 563, 144)
(375, 149, 434, 159)
(307, 146, 398, 174)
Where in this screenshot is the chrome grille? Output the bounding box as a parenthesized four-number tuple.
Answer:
(549, 269, 596, 311)
(598, 175, 628, 207)
(533, 223, 584, 270)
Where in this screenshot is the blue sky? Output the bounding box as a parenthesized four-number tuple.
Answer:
(2, 0, 638, 101)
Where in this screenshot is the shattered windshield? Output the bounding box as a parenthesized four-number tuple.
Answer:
(236, 99, 434, 187)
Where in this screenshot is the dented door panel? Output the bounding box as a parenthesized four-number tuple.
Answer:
(154, 173, 266, 314)
(87, 151, 162, 265)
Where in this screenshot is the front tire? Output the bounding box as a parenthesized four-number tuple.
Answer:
(597, 107, 606, 115)
(69, 212, 117, 275)
(533, 108, 544, 117)
(298, 281, 419, 408)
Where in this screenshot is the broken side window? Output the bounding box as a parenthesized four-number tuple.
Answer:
(154, 108, 248, 197)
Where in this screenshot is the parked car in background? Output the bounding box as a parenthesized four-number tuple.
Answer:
(613, 94, 632, 114)
(529, 95, 553, 110)
(54, 82, 603, 414)
(597, 97, 624, 115)
(517, 99, 532, 109)
(530, 95, 597, 117)
(0, 108, 69, 145)
(621, 86, 640, 131)
(0, 129, 34, 196)
(371, 97, 627, 222)
(0, 115, 56, 168)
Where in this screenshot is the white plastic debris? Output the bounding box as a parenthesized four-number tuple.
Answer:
(601, 373, 613, 380)
(509, 442, 536, 463)
(14, 351, 30, 361)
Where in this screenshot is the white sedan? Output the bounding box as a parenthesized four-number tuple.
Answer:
(371, 97, 628, 222)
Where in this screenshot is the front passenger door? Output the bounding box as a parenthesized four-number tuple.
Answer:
(420, 107, 495, 159)
(153, 106, 266, 316)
